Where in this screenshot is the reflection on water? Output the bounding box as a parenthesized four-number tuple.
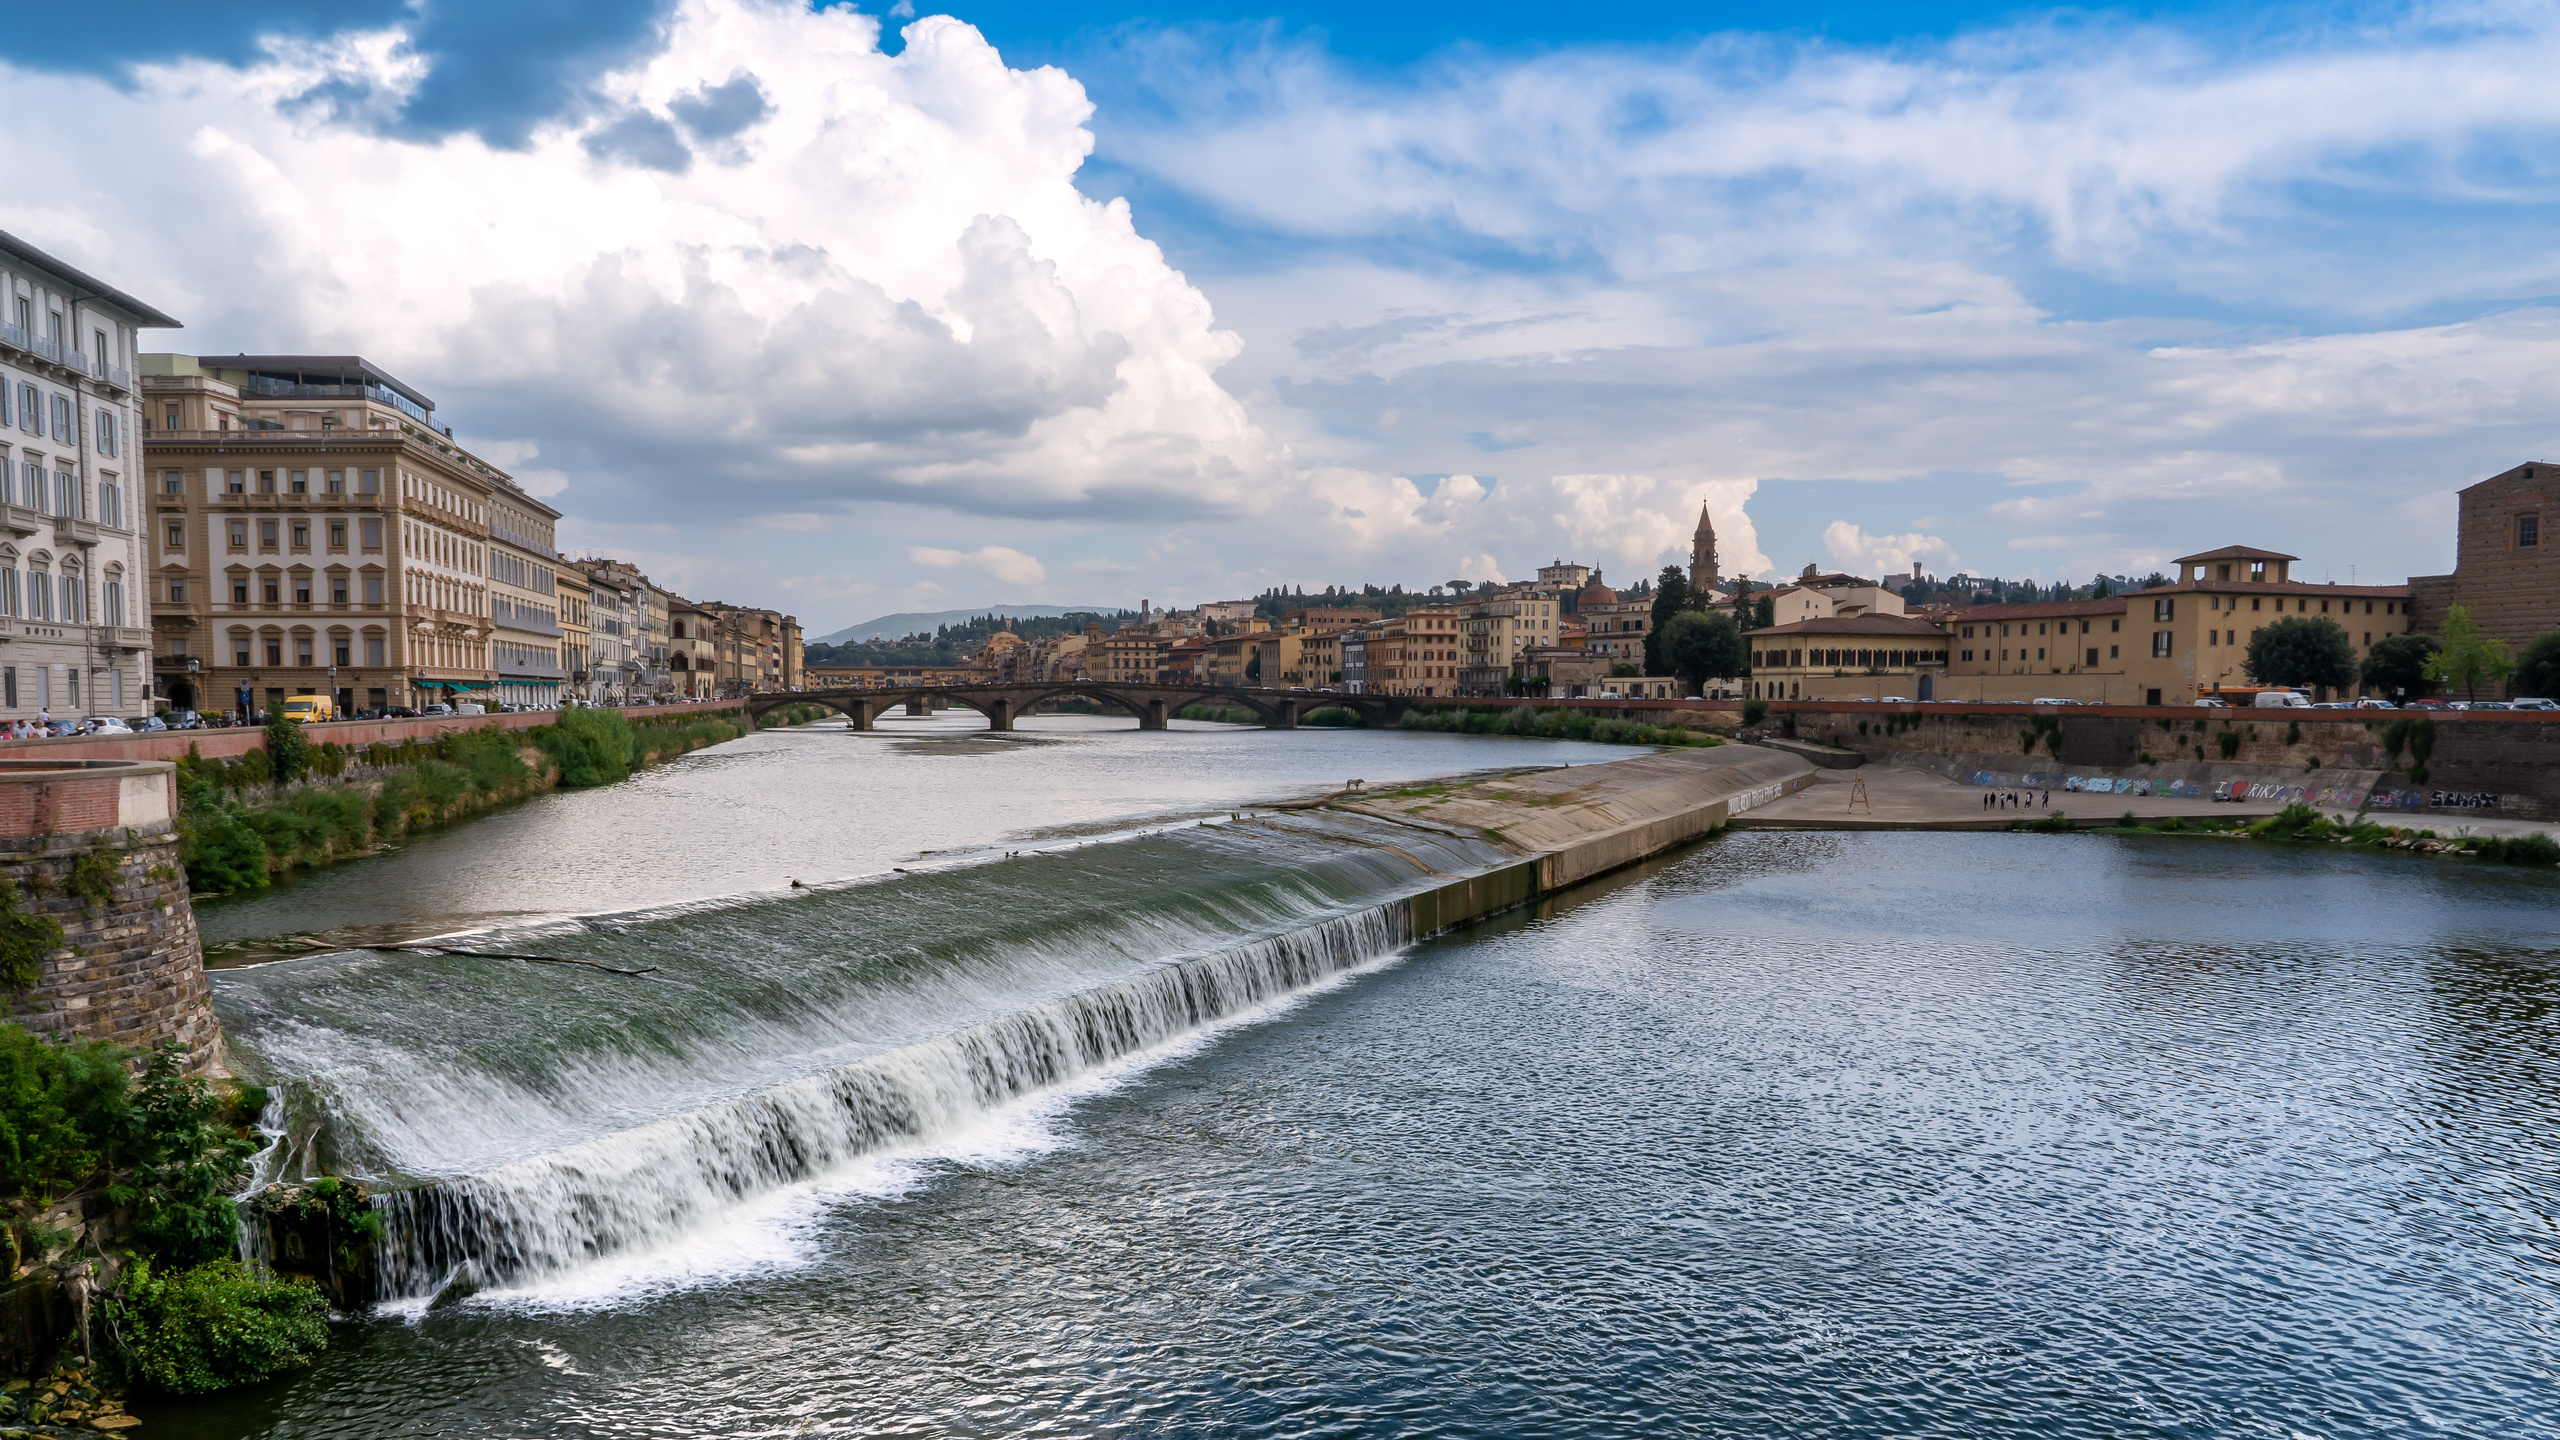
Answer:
(164, 756, 2560, 1439)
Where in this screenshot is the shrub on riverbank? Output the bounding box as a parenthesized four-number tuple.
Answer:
(756, 703, 832, 728)
(1397, 705, 1720, 748)
(1301, 707, 1362, 727)
(0, 1028, 317, 1394)
(1177, 703, 1263, 725)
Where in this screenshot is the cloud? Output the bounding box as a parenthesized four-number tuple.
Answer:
(1823, 521, 1956, 579)
(9, 0, 1275, 534)
(908, 544, 1047, 588)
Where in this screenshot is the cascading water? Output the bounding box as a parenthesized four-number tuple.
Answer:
(214, 811, 1514, 1301)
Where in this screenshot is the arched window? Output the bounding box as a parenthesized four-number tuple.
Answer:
(0, 547, 16, 618)
(26, 556, 51, 621)
(58, 560, 82, 625)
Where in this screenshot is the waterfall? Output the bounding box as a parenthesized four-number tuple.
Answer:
(365, 902, 1411, 1299)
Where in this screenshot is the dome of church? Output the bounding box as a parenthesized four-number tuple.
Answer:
(1577, 576, 1618, 606)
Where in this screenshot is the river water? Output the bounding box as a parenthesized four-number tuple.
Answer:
(162, 714, 2560, 1437)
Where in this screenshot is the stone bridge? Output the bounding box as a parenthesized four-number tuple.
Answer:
(744, 682, 1406, 732)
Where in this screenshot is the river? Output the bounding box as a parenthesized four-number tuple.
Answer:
(161, 713, 2560, 1437)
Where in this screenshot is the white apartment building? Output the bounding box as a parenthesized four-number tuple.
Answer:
(0, 234, 178, 720)
(487, 486, 567, 708)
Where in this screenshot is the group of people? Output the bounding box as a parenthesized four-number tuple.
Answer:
(1983, 789, 2050, 810)
(5, 714, 58, 740)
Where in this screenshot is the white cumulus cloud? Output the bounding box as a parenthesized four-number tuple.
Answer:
(907, 544, 1047, 588)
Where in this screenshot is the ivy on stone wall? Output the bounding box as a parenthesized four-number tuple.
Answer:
(0, 880, 64, 993)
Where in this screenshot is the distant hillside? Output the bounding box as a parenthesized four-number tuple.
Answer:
(815, 605, 1118, 645)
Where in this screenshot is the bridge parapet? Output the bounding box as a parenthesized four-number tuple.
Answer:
(746, 683, 1399, 732)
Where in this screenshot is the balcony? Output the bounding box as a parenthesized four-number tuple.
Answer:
(0, 505, 40, 538)
(51, 517, 101, 548)
(96, 626, 150, 654)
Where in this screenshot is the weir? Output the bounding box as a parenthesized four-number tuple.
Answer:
(232, 743, 1817, 1305)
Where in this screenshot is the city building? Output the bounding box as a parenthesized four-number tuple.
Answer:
(141, 352, 519, 715)
(2119, 546, 2410, 705)
(1, 235, 178, 721)
(487, 484, 567, 708)
(575, 562, 642, 702)
(1745, 614, 1951, 701)
(556, 565, 591, 702)
(2409, 461, 2557, 683)
(667, 599, 719, 696)
(1458, 588, 1563, 695)
(1689, 498, 1719, 594)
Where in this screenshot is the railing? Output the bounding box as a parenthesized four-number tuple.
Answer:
(0, 322, 24, 355)
(96, 362, 131, 391)
(239, 376, 435, 427)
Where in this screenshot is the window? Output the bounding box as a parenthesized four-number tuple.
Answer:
(2523, 513, 2542, 549)
(168, 579, 186, 603)
(2152, 631, 2173, 658)
(294, 577, 312, 605)
(3, 668, 13, 710)
(362, 575, 383, 604)
(103, 581, 123, 627)
(2086, 648, 2099, 666)
(296, 638, 313, 667)
(231, 578, 249, 604)
(96, 411, 117, 458)
(14, 385, 33, 434)
(162, 403, 180, 432)
(227, 470, 245, 494)
(258, 470, 275, 495)
(290, 470, 308, 494)
(26, 571, 47, 621)
(259, 520, 278, 549)
(0, 567, 14, 618)
(333, 639, 351, 666)
(50, 396, 71, 441)
(236, 639, 252, 668)
(266, 640, 282, 667)
(2151, 598, 2175, 622)
(365, 637, 385, 666)
(2251, 597, 2261, 611)
(331, 576, 348, 604)
(165, 520, 184, 549)
(326, 469, 345, 495)
(263, 579, 279, 605)
(358, 469, 379, 494)
(291, 523, 309, 549)
(329, 522, 346, 549)
(100, 483, 119, 530)
(59, 574, 79, 624)
(360, 520, 381, 550)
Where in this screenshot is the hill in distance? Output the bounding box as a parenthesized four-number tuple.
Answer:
(815, 605, 1123, 645)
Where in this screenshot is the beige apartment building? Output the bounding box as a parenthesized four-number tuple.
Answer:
(667, 599, 719, 697)
(1364, 606, 1463, 696)
(1100, 625, 1171, 684)
(141, 352, 519, 715)
(1, 236, 175, 720)
(487, 485, 568, 708)
(1458, 588, 1562, 695)
(557, 566, 591, 701)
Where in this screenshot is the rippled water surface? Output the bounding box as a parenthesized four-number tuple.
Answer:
(167, 727, 2560, 1438)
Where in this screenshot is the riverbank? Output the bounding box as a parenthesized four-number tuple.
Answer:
(177, 706, 826, 898)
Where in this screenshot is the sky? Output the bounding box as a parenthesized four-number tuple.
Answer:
(11, 0, 2560, 631)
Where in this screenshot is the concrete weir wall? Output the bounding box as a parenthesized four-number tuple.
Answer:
(1364, 744, 1819, 936)
(0, 760, 216, 1065)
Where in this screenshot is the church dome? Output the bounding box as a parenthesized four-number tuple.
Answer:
(1577, 576, 1618, 606)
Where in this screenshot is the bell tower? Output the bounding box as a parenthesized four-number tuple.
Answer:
(1688, 498, 1720, 595)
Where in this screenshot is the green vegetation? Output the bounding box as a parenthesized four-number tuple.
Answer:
(2515, 629, 2560, 698)
(110, 1258, 330, 1396)
(263, 714, 313, 786)
(1397, 705, 1721, 747)
(2360, 631, 2441, 699)
(756, 702, 833, 728)
(0, 1028, 323, 1394)
(2382, 715, 2435, 783)
(1300, 707, 1363, 727)
(175, 709, 766, 897)
(2010, 810, 2077, 832)
(2082, 803, 2560, 868)
(0, 880, 64, 993)
(2423, 604, 2513, 701)
(1742, 699, 1768, 726)
(2245, 615, 2358, 694)
(1661, 610, 1749, 692)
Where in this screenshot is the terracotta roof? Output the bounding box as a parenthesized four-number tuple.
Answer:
(2171, 544, 2299, 564)
(1948, 598, 2128, 621)
(2127, 581, 2411, 597)
(1745, 614, 1947, 638)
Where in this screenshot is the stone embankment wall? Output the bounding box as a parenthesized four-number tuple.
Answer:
(0, 760, 215, 1067)
(1776, 704, 2560, 820)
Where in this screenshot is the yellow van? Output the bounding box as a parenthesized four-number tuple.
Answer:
(280, 694, 336, 723)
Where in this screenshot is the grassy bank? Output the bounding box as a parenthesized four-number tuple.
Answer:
(2011, 802, 2560, 866)
(1176, 703, 1264, 725)
(1398, 704, 1723, 748)
(175, 708, 793, 896)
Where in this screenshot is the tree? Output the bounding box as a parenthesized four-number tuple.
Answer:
(1446, 579, 1474, 596)
(1644, 566, 1690, 674)
(1661, 611, 1749, 693)
(2360, 632, 2442, 699)
(2422, 604, 2514, 701)
(2245, 616, 2358, 694)
(2513, 629, 2560, 697)
(264, 714, 311, 786)
(1752, 594, 1775, 630)
(2139, 571, 2170, 590)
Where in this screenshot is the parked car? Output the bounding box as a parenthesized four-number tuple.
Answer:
(2310, 701, 2354, 709)
(82, 717, 134, 735)
(2508, 697, 2558, 711)
(163, 710, 203, 730)
(2406, 698, 2450, 710)
(421, 704, 454, 717)
(2467, 701, 2511, 711)
(135, 715, 168, 733)
(2193, 697, 2230, 708)
(2352, 698, 2396, 709)
(2251, 690, 2311, 708)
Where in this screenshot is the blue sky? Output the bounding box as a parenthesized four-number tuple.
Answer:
(9, 1, 2559, 626)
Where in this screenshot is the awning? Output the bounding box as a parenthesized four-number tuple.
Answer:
(416, 679, 496, 693)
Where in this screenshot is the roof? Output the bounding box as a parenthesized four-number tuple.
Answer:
(2127, 580, 2410, 597)
(1745, 614, 1947, 638)
(205, 354, 436, 414)
(1949, 598, 2128, 621)
(2172, 544, 2299, 564)
(0, 231, 184, 329)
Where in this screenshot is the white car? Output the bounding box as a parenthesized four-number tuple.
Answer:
(2508, 697, 2558, 711)
(2252, 690, 2311, 708)
(81, 716, 134, 735)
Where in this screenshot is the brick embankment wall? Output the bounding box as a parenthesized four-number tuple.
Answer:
(1773, 703, 2560, 821)
(0, 761, 217, 1067)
